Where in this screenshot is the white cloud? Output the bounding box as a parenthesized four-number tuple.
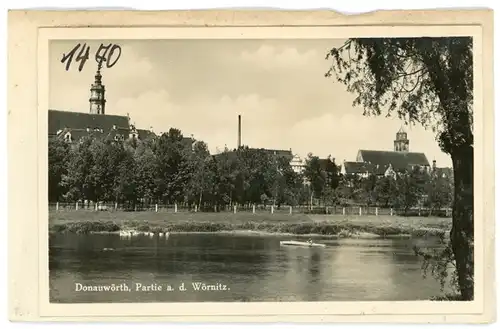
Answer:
(240, 45, 319, 70)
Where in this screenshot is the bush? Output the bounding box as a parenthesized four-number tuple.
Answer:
(303, 208, 328, 215)
(395, 209, 451, 217)
(52, 221, 120, 234)
(135, 223, 152, 232)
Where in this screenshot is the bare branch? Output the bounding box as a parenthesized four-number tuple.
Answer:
(395, 67, 425, 79)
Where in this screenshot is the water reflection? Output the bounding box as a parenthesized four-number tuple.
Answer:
(49, 233, 448, 303)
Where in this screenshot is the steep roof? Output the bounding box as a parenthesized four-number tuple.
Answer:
(344, 161, 373, 175)
(251, 148, 293, 161)
(137, 129, 156, 141)
(48, 109, 129, 135)
(343, 161, 389, 176)
(106, 127, 130, 140)
(358, 150, 429, 171)
(55, 126, 132, 143)
(213, 147, 294, 162)
(56, 128, 105, 142)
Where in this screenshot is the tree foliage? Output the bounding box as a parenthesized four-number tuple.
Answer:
(48, 139, 70, 202)
(325, 37, 474, 300)
(49, 130, 452, 213)
(325, 38, 473, 153)
(303, 154, 340, 205)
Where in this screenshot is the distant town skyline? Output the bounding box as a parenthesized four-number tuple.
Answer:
(49, 39, 453, 167)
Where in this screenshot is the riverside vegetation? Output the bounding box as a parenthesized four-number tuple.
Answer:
(49, 211, 451, 238)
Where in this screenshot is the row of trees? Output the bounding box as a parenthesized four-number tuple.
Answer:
(49, 128, 453, 213)
(337, 169, 453, 214)
(49, 129, 311, 208)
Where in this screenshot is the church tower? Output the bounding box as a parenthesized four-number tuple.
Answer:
(89, 60, 106, 115)
(394, 126, 409, 152)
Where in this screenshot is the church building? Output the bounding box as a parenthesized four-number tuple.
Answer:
(48, 61, 156, 144)
(341, 127, 430, 178)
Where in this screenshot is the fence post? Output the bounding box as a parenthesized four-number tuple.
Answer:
(342, 207, 345, 216)
(95, 202, 98, 211)
(155, 204, 158, 212)
(289, 206, 292, 214)
(115, 202, 118, 211)
(56, 202, 59, 211)
(253, 204, 256, 214)
(76, 201, 79, 211)
(390, 208, 393, 216)
(174, 203, 178, 213)
(375, 207, 379, 216)
(271, 205, 274, 214)
(195, 204, 198, 213)
(359, 207, 362, 216)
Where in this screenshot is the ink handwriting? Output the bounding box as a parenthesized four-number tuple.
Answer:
(61, 43, 122, 72)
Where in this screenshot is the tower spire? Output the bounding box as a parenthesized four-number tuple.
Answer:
(394, 125, 409, 152)
(89, 59, 106, 115)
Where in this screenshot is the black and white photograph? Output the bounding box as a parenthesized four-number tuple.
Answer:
(47, 35, 475, 304)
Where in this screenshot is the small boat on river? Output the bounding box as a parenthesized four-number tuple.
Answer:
(280, 240, 326, 248)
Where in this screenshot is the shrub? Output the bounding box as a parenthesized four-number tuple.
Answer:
(303, 208, 328, 215)
(52, 221, 120, 234)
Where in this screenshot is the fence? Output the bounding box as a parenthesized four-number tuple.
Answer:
(48, 201, 452, 218)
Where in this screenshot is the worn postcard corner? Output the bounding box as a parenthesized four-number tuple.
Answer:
(7, 9, 495, 324)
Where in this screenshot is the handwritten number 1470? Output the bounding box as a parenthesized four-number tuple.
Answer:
(61, 43, 122, 72)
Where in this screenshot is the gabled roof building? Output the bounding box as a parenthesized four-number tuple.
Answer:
(341, 127, 431, 178)
(49, 62, 156, 144)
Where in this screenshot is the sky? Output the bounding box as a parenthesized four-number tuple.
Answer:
(49, 39, 453, 167)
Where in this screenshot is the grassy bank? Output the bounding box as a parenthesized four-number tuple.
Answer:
(49, 211, 451, 238)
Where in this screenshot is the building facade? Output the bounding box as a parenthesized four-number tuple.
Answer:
(290, 154, 305, 174)
(341, 127, 431, 178)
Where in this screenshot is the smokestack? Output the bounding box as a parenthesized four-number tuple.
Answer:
(237, 114, 241, 149)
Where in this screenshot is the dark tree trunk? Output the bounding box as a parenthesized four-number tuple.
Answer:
(420, 46, 474, 300)
(450, 145, 474, 300)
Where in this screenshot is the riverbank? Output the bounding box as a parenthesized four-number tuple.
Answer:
(49, 211, 451, 238)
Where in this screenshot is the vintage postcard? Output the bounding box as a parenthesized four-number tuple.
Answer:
(7, 9, 495, 323)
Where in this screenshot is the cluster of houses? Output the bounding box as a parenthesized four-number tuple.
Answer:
(288, 127, 451, 180)
(49, 62, 452, 181)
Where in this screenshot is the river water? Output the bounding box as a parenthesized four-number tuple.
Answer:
(49, 233, 447, 303)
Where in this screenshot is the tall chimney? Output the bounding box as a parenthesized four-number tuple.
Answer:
(237, 114, 241, 149)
